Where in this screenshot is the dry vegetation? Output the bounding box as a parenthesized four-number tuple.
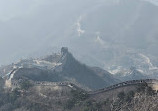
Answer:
(1, 78, 158, 111)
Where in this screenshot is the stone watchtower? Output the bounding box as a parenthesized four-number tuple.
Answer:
(61, 47, 68, 56)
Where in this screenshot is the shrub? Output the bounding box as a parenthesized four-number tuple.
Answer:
(20, 80, 32, 90)
(118, 91, 125, 100)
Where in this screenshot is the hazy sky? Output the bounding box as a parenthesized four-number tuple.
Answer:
(0, 0, 93, 65)
(0, 0, 158, 67)
(0, 0, 38, 21)
(0, 0, 156, 21)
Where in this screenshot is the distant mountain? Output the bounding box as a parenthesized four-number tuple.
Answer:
(1, 47, 119, 90)
(145, 0, 158, 6)
(107, 52, 158, 76)
(1, 0, 158, 77)
(0, 77, 4, 90)
(114, 67, 148, 81)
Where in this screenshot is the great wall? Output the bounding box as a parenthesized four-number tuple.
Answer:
(9, 78, 158, 94)
(88, 79, 158, 95)
(5, 67, 158, 94)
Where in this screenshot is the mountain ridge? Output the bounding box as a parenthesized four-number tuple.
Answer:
(1, 47, 119, 90)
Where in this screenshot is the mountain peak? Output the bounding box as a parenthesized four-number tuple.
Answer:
(61, 47, 68, 57)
